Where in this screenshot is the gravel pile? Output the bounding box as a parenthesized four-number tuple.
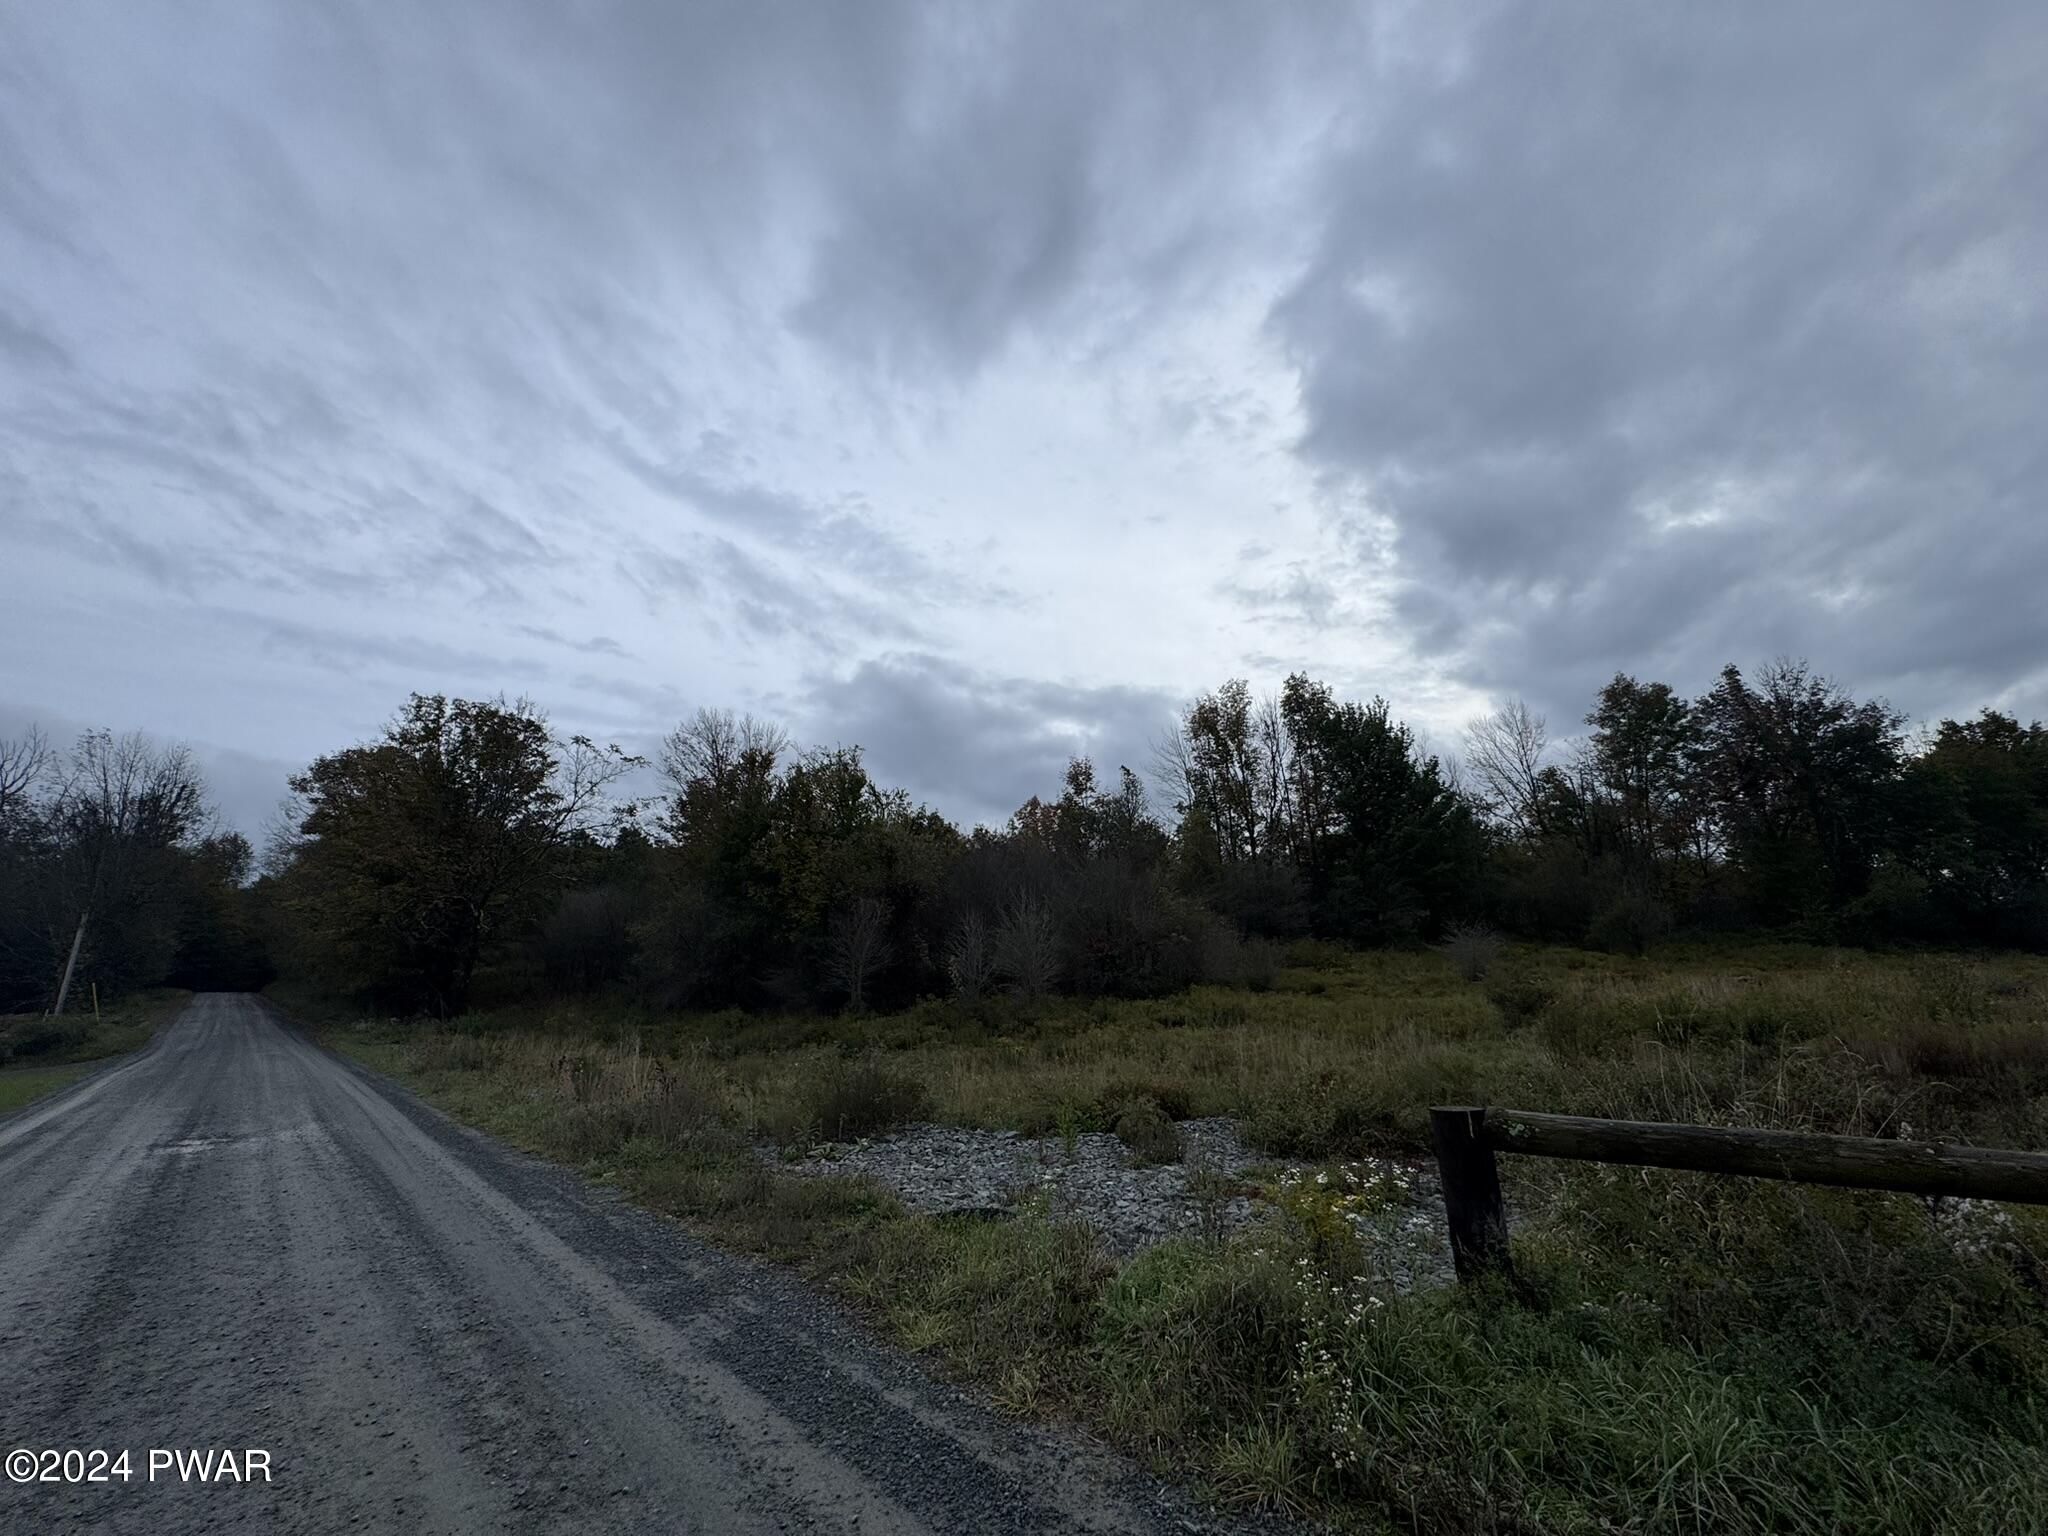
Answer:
(774, 1117, 1459, 1283)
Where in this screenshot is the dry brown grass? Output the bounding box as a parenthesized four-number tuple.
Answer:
(374, 942, 2048, 1157)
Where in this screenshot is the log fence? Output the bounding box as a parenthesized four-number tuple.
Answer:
(1428, 1105, 2048, 1281)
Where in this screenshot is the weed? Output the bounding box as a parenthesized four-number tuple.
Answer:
(803, 1055, 930, 1145)
(1110, 1097, 1182, 1166)
(1186, 1152, 1231, 1245)
(1054, 1100, 1085, 1161)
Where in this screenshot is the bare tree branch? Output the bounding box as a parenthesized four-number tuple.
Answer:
(1462, 700, 1548, 839)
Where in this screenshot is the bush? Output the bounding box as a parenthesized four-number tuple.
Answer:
(1243, 1068, 1378, 1155)
(1212, 858, 1311, 939)
(1283, 937, 1353, 969)
(807, 1055, 931, 1143)
(1191, 919, 1276, 991)
(0, 1016, 86, 1063)
(1060, 864, 1209, 998)
(543, 1039, 719, 1162)
(1838, 860, 1940, 947)
(1492, 840, 1611, 942)
(1485, 971, 1556, 1027)
(995, 897, 1062, 1000)
(1438, 923, 1505, 981)
(1110, 1096, 1183, 1165)
(1092, 1077, 1195, 1123)
(1240, 937, 1280, 993)
(944, 912, 995, 1001)
(1586, 891, 1672, 956)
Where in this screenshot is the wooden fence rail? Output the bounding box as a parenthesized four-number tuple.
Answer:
(1428, 1105, 2048, 1282)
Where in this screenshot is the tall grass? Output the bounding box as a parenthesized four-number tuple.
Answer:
(330, 943, 2048, 1532)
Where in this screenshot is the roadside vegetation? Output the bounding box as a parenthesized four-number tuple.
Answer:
(334, 943, 2048, 1533)
(0, 988, 188, 1113)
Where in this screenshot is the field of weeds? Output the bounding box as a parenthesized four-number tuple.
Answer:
(329, 943, 2048, 1533)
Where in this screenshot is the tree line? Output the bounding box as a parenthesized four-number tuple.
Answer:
(4, 660, 2043, 1017)
(0, 727, 268, 1015)
(1465, 663, 2047, 953)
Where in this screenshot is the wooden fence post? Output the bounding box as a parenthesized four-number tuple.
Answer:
(1431, 1106, 1511, 1282)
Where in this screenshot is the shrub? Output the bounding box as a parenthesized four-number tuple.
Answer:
(1056, 862, 1212, 998)
(1240, 937, 1281, 993)
(1212, 858, 1311, 939)
(995, 897, 1062, 1000)
(855, 1210, 1113, 1387)
(1438, 923, 1505, 982)
(807, 1055, 931, 1143)
(1092, 1077, 1195, 1122)
(1110, 1096, 1183, 1165)
(1284, 937, 1351, 969)
(1243, 1068, 1379, 1155)
(543, 1038, 718, 1162)
(406, 1032, 500, 1074)
(1485, 971, 1556, 1027)
(1586, 891, 1672, 956)
(1838, 860, 1940, 946)
(0, 1017, 85, 1063)
(944, 912, 995, 1001)
(1190, 919, 1252, 989)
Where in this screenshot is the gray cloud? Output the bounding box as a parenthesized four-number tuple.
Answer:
(0, 701, 300, 846)
(3, 0, 2043, 828)
(0, 302, 66, 371)
(800, 653, 1181, 830)
(1272, 2, 2048, 726)
(516, 626, 628, 661)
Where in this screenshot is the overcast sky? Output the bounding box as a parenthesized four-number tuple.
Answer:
(3, 2, 2044, 838)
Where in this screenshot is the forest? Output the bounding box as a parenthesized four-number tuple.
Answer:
(2, 658, 2043, 1018)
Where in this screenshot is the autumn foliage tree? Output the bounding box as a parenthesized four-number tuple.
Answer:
(276, 695, 635, 1014)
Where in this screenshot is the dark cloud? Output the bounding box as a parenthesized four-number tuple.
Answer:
(785, 6, 1361, 376)
(1273, 2, 2048, 726)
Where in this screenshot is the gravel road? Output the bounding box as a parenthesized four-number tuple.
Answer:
(0, 994, 1263, 1536)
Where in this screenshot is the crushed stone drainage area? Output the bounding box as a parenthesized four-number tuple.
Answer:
(769, 1117, 1460, 1286)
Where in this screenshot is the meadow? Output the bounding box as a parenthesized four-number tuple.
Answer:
(329, 943, 2048, 1534)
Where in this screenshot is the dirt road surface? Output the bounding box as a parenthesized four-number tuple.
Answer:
(0, 994, 1252, 1535)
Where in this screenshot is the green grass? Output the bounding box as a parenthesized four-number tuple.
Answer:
(324, 944, 2048, 1533)
(0, 989, 188, 1115)
(0, 1062, 96, 1114)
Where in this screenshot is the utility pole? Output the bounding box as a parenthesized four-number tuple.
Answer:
(51, 911, 88, 1017)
